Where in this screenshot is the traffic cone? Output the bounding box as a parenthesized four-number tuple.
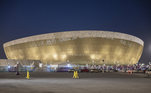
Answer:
(26, 70, 30, 79)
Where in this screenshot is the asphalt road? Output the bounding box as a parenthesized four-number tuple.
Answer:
(0, 72, 150, 93)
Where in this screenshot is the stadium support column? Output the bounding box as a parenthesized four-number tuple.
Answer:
(16, 62, 20, 75)
(86, 64, 89, 68)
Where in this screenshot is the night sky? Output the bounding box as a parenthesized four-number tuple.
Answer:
(0, 0, 151, 64)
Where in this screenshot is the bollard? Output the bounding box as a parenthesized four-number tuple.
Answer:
(26, 70, 30, 79)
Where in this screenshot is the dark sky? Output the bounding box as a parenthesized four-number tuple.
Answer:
(0, 0, 151, 64)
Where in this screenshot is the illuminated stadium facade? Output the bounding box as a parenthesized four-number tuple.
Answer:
(3, 31, 144, 65)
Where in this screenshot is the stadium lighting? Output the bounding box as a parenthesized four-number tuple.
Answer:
(26, 66, 31, 67)
(90, 55, 95, 59)
(39, 63, 43, 68)
(53, 54, 58, 59)
(62, 54, 67, 59)
(67, 64, 71, 67)
(51, 65, 58, 67)
(8, 66, 10, 68)
(47, 65, 50, 68)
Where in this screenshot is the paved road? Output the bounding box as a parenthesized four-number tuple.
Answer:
(0, 72, 148, 78)
(0, 72, 150, 93)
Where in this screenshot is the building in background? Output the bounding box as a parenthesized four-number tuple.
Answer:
(3, 30, 144, 65)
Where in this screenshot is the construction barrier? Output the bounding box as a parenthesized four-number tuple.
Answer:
(26, 70, 30, 79)
(73, 71, 79, 79)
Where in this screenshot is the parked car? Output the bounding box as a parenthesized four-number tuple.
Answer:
(57, 67, 69, 72)
(68, 69, 75, 73)
(80, 68, 89, 72)
(90, 69, 100, 73)
(68, 69, 81, 73)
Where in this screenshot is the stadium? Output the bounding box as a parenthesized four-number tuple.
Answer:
(3, 30, 144, 65)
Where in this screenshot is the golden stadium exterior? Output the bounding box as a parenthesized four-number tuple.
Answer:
(3, 31, 144, 65)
